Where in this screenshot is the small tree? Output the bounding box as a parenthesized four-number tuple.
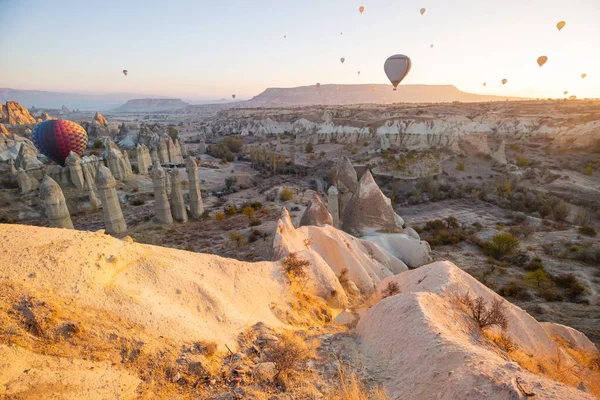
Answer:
(524, 269, 551, 288)
(281, 252, 310, 282)
(583, 165, 593, 176)
(167, 126, 178, 140)
(381, 281, 400, 299)
(242, 206, 255, 218)
(305, 143, 314, 154)
(458, 292, 508, 330)
(484, 233, 520, 259)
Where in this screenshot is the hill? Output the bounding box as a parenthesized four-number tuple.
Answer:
(113, 98, 190, 113)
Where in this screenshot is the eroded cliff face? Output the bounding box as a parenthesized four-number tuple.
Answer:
(197, 101, 600, 151)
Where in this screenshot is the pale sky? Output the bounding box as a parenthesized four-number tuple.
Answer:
(1, 0, 599, 100)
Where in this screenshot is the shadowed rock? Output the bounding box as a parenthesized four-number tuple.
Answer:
(102, 139, 130, 181)
(151, 166, 173, 225)
(335, 156, 358, 193)
(136, 144, 151, 174)
(65, 151, 85, 189)
(17, 168, 39, 194)
(39, 176, 73, 229)
(157, 138, 169, 164)
(178, 138, 188, 158)
(299, 194, 333, 227)
(341, 170, 405, 235)
(169, 169, 188, 223)
(185, 157, 204, 219)
(96, 165, 127, 234)
(491, 140, 507, 165)
(327, 185, 340, 227)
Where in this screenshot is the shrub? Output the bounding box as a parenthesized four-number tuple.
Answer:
(484, 233, 520, 259)
(229, 232, 245, 248)
(538, 287, 562, 302)
(498, 281, 532, 300)
(458, 292, 508, 330)
(524, 257, 544, 271)
(516, 157, 529, 168)
(225, 176, 237, 189)
(224, 136, 243, 153)
(524, 269, 551, 288)
(381, 281, 400, 299)
(249, 218, 262, 227)
(305, 143, 314, 153)
(583, 165, 593, 176)
(215, 212, 226, 221)
(270, 331, 315, 380)
(281, 252, 310, 282)
(280, 188, 293, 201)
(456, 162, 465, 171)
(224, 204, 237, 216)
(130, 198, 145, 206)
(242, 206, 255, 218)
(92, 139, 104, 149)
(578, 226, 597, 237)
(167, 126, 178, 140)
(554, 273, 586, 300)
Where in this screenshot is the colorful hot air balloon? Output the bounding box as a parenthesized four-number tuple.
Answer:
(384, 54, 412, 90)
(430, 44, 434, 48)
(316, 83, 321, 88)
(564, 91, 568, 95)
(483, 83, 487, 87)
(359, 6, 365, 14)
(358, 71, 361, 75)
(340, 57, 345, 64)
(537, 56, 548, 67)
(31, 119, 88, 167)
(371, 87, 376, 92)
(420, 8, 426, 15)
(122, 70, 128, 76)
(232, 94, 236, 99)
(557, 21, 566, 31)
(581, 73, 587, 79)
(502, 79, 508, 85)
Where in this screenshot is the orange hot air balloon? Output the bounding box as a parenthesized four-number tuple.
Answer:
(502, 79, 508, 85)
(371, 86, 376, 92)
(557, 21, 566, 31)
(359, 6, 365, 14)
(340, 57, 345, 64)
(537, 56, 548, 67)
(581, 73, 587, 79)
(420, 8, 426, 15)
(564, 91, 568, 95)
(483, 83, 487, 87)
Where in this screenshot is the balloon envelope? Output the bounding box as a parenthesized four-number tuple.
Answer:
(557, 21, 566, 31)
(31, 119, 88, 167)
(581, 73, 587, 79)
(483, 83, 487, 87)
(357, 71, 361, 75)
(420, 8, 426, 15)
(502, 79, 508, 85)
(122, 70, 128, 76)
(359, 6, 364, 14)
(564, 91, 568, 95)
(371, 87, 376, 92)
(340, 57, 345, 64)
(384, 54, 412, 90)
(537, 56, 548, 67)
(430, 44, 434, 48)
(232, 94, 236, 99)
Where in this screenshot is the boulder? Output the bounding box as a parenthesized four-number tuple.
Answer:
(299, 194, 333, 227)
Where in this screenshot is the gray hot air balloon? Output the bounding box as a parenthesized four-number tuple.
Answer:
(232, 94, 236, 99)
(384, 54, 412, 90)
(122, 70, 128, 76)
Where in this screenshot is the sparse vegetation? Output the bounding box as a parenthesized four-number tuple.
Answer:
(228, 231, 245, 248)
(381, 281, 400, 299)
(456, 162, 465, 171)
(457, 292, 508, 330)
(305, 143, 314, 153)
(270, 331, 316, 380)
(280, 188, 294, 201)
(484, 233, 520, 259)
(281, 252, 310, 282)
(215, 212, 226, 221)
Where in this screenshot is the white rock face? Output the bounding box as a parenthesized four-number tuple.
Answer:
(363, 233, 432, 269)
(358, 261, 598, 400)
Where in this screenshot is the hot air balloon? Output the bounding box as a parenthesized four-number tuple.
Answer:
(371, 87, 376, 92)
(537, 56, 548, 67)
(581, 73, 587, 79)
(359, 6, 364, 14)
(557, 21, 566, 31)
(564, 91, 568, 95)
(122, 70, 128, 76)
(358, 71, 361, 75)
(232, 94, 236, 99)
(420, 8, 426, 15)
(316, 83, 321, 88)
(340, 57, 345, 64)
(283, 35, 286, 39)
(31, 119, 88, 167)
(430, 44, 434, 49)
(502, 79, 508, 85)
(384, 54, 412, 90)
(483, 83, 487, 87)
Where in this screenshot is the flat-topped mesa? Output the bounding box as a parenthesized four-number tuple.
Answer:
(341, 169, 405, 236)
(335, 156, 358, 194)
(185, 157, 204, 219)
(102, 138, 130, 181)
(17, 168, 39, 194)
(327, 185, 340, 227)
(39, 176, 74, 229)
(299, 193, 333, 227)
(151, 166, 173, 225)
(136, 144, 151, 174)
(95, 164, 127, 234)
(65, 151, 85, 189)
(169, 169, 188, 223)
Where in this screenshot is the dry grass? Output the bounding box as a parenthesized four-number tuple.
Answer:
(271, 331, 318, 380)
(330, 362, 391, 400)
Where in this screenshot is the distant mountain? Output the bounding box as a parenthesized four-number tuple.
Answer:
(0, 88, 170, 111)
(113, 98, 189, 113)
(240, 84, 524, 107)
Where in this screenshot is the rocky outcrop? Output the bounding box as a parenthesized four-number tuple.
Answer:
(299, 194, 333, 227)
(335, 156, 358, 193)
(363, 233, 432, 269)
(136, 144, 151, 174)
(17, 168, 39, 194)
(341, 170, 404, 235)
(167, 137, 184, 164)
(185, 157, 204, 219)
(0, 123, 10, 138)
(61, 105, 70, 114)
(39, 176, 73, 229)
(178, 138, 188, 158)
(96, 165, 127, 234)
(102, 139, 130, 181)
(151, 166, 173, 225)
(491, 139, 507, 165)
(0, 102, 36, 124)
(40, 112, 53, 121)
(65, 151, 85, 189)
(169, 169, 188, 223)
(327, 185, 340, 227)
(93, 112, 108, 126)
(157, 138, 169, 164)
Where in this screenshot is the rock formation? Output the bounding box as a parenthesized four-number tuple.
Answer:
(299, 194, 333, 227)
(61, 105, 70, 114)
(39, 176, 73, 229)
(102, 139, 130, 181)
(185, 157, 204, 219)
(17, 168, 39, 194)
(93, 112, 108, 126)
(198, 138, 207, 154)
(178, 138, 188, 158)
(167, 137, 184, 164)
(341, 170, 404, 235)
(40, 112, 53, 121)
(157, 138, 169, 164)
(379, 134, 391, 150)
(136, 144, 151, 174)
(150, 149, 161, 168)
(65, 151, 85, 189)
(335, 156, 358, 193)
(491, 139, 508, 165)
(0, 101, 36, 124)
(0, 123, 10, 138)
(122, 150, 133, 176)
(327, 185, 340, 227)
(151, 166, 173, 224)
(81, 155, 100, 184)
(169, 169, 188, 223)
(95, 164, 127, 234)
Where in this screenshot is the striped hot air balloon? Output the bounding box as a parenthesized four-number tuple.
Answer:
(31, 119, 88, 166)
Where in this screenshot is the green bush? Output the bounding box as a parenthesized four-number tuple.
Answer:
(305, 143, 314, 153)
(224, 204, 237, 216)
(167, 126, 178, 140)
(280, 188, 293, 201)
(224, 137, 243, 153)
(554, 273, 586, 300)
(524, 269, 551, 288)
(516, 157, 529, 168)
(524, 257, 544, 271)
(583, 165, 593, 176)
(484, 233, 520, 259)
(497, 280, 532, 300)
(578, 226, 597, 237)
(456, 162, 465, 171)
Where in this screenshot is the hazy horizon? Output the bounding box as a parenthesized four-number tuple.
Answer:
(1, 0, 599, 100)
